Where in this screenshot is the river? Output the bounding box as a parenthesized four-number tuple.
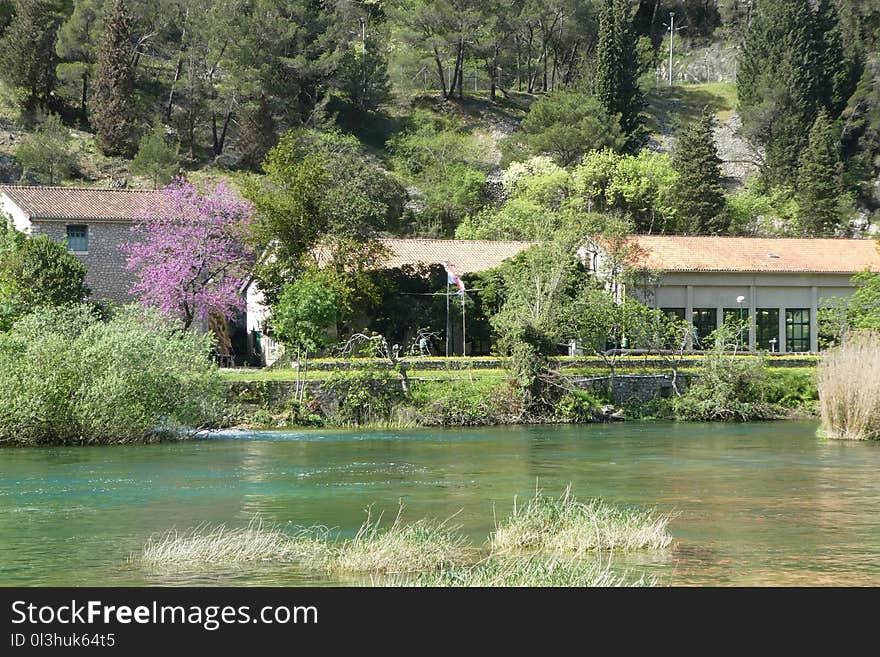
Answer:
(2, 420, 879, 586)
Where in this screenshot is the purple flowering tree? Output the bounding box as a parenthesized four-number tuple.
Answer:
(123, 179, 256, 331)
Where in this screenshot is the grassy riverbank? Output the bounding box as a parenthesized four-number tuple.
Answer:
(224, 358, 818, 430)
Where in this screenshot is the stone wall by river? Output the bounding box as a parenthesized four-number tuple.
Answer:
(227, 373, 693, 413)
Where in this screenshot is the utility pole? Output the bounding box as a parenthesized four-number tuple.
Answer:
(669, 12, 674, 86)
(665, 12, 686, 87)
(360, 17, 367, 102)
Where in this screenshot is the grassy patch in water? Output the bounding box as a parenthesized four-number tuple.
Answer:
(490, 486, 673, 554)
(137, 519, 332, 569)
(411, 556, 656, 587)
(334, 507, 470, 574)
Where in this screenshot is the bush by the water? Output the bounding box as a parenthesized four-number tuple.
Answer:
(490, 486, 673, 554)
(672, 355, 777, 422)
(818, 332, 880, 440)
(0, 305, 223, 445)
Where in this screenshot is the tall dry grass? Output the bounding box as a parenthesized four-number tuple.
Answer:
(334, 506, 470, 574)
(490, 485, 673, 554)
(138, 519, 332, 569)
(818, 331, 880, 440)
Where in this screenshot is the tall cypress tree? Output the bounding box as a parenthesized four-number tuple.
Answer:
(814, 0, 860, 115)
(797, 110, 841, 236)
(737, 0, 821, 186)
(671, 110, 727, 234)
(0, 0, 59, 112)
(594, 0, 645, 151)
(90, 0, 137, 157)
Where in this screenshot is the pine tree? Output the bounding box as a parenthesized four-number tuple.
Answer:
(131, 123, 179, 188)
(671, 111, 727, 234)
(594, 0, 645, 151)
(737, 0, 821, 186)
(797, 110, 841, 236)
(813, 0, 860, 115)
(0, 0, 59, 112)
(90, 0, 137, 157)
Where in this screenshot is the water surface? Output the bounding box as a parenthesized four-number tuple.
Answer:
(2, 421, 879, 586)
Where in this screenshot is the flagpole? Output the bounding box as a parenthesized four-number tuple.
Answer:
(461, 292, 466, 356)
(445, 285, 451, 357)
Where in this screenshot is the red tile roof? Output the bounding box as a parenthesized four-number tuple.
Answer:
(378, 238, 535, 273)
(627, 235, 880, 274)
(0, 185, 158, 221)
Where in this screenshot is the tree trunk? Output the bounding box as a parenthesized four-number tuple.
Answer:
(80, 72, 88, 120)
(433, 45, 447, 98)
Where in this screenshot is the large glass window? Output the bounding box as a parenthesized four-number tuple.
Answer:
(66, 225, 88, 252)
(755, 308, 780, 352)
(660, 308, 685, 322)
(786, 308, 811, 353)
(724, 307, 750, 348)
(691, 308, 716, 349)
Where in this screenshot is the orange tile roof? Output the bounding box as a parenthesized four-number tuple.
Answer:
(627, 235, 880, 274)
(379, 238, 535, 273)
(0, 185, 158, 221)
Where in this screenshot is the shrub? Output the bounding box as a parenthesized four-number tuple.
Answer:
(672, 355, 777, 422)
(818, 332, 880, 440)
(323, 370, 403, 426)
(0, 304, 223, 445)
(413, 379, 522, 426)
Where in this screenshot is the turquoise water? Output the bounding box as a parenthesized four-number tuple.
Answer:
(2, 421, 879, 586)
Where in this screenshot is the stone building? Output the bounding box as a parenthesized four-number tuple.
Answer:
(0, 185, 159, 304)
(618, 235, 880, 353)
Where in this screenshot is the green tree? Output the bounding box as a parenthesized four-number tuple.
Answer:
(272, 269, 338, 352)
(849, 269, 880, 331)
(0, 0, 60, 112)
(246, 129, 404, 304)
(335, 34, 392, 111)
(55, 0, 104, 119)
(131, 123, 180, 188)
(594, 0, 645, 151)
(511, 90, 625, 167)
(389, 111, 492, 235)
(15, 113, 74, 184)
(814, 0, 860, 115)
(0, 228, 90, 329)
(90, 0, 138, 157)
(737, 0, 848, 186)
(797, 110, 841, 236)
(671, 111, 727, 234)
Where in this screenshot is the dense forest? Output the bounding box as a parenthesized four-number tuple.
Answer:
(1, 0, 880, 242)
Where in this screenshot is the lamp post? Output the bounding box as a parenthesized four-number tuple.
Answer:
(737, 295, 745, 349)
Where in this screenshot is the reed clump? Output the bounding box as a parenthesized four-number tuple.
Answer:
(334, 507, 470, 574)
(818, 331, 880, 440)
(138, 519, 332, 568)
(490, 485, 673, 554)
(413, 556, 657, 587)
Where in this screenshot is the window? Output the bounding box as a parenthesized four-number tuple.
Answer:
(691, 308, 716, 349)
(66, 225, 88, 252)
(786, 309, 810, 353)
(660, 308, 685, 322)
(755, 308, 780, 352)
(724, 307, 750, 348)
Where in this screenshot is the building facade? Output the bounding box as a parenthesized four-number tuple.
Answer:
(0, 186, 158, 304)
(623, 236, 880, 353)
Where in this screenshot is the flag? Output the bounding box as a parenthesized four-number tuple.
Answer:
(442, 261, 465, 295)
